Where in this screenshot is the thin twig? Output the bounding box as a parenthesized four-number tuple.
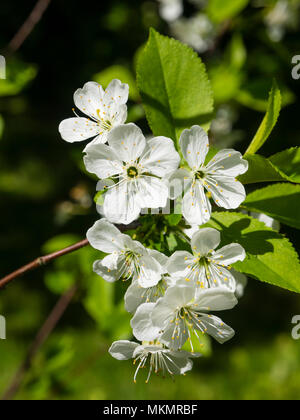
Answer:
(6, 0, 52, 55)
(1, 284, 77, 400)
(0, 221, 139, 290)
(0, 239, 89, 290)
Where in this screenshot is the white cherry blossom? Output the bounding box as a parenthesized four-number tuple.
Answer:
(124, 262, 178, 314)
(169, 125, 248, 225)
(59, 79, 128, 148)
(109, 340, 198, 383)
(166, 227, 246, 291)
(151, 282, 237, 351)
(84, 123, 180, 224)
(87, 219, 166, 288)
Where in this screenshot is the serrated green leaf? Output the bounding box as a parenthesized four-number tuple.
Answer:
(239, 154, 289, 184)
(239, 153, 300, 184)
(243, 183, 300, 229)
(206, 0, 249, 24)
(136, 29, 214, 144)
(204, 212, 300, 293)
(245, 80, 281, 154)
(269, 147, 300, 183)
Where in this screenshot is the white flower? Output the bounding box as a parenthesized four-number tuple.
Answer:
(125, 272, 177, 314)
(109, 339, 198, 383)
(87, 218, 166, 287)
(151, 282, 237, 351)
(59, 79, 129, 148)
(166, 227, 246, 291)
(84, 123, 180, 224)
(169, 125, 248, 225)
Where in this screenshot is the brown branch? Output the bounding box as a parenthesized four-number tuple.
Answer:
(1, 284, 77, 400)
(0, 221, 139, 291)
(0, 239, 89, 290)
(6, 0, 52, 55)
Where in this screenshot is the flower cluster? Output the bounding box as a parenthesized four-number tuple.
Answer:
(59, 79, 249, 382)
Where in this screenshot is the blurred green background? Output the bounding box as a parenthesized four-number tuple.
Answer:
(0, 0, 300, 400)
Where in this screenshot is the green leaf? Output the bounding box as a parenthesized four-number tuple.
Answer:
(93, 64, 139, 101)
(245, 80, 281, 154)
(165, 214, 182, 226)
(206, 0, 249, 24)
(136, 29, 214, 143)
(204, 212, 300, 293)
(269, 147, 300, 183)
(239, 153, 300, 184)
(243, 183, 300, 229)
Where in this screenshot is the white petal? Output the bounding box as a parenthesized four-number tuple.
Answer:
(140, 136, 180, 177)
(207, 263, 236, 291)
(179, 125, 209, 170)
(191, 227, 220, 256)
(199, 314, 235, 344)
(159, 322, 189, 350)
(205, 175, 246, 209)
(86, 218, 124, 252)
(101, 253, 119, 270)
(135, 254, 162, 287)
(166, 251, 193, 277)
(83, 143, 123, 178)
(148, 249, 168, 273)
(136, 177, 168, 209)
(74, 81, 104, 119)
(213, 243, 246, 266)
(108, 123, 146, 163)
(59, 117, 99, 143)
(103, 182, 141, 225)
(122, 235, 146, 255)
(93, 259, 119, 282)
(182, 182, 211, 226)
(205, 149, 248, 177)
(131, 302, 161, 341)
(103, 79, 129, 105)
(163, 283, 195, 310)
(151, 297, 175, 329)
(111, 103, 128, 125)
(83, 133, 108, 152)
(109, 340, 139, 360)
(124, 282, 145, 313)
(194, 287, 238, 312)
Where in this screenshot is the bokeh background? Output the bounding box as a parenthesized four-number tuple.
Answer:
(0, 0, 300, 400)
